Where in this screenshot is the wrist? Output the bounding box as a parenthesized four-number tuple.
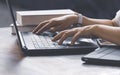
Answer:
(78, 14, 83, 24)
(74, 13, 83, 24)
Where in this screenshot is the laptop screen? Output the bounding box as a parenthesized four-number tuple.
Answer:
(6, 0, 23, 48)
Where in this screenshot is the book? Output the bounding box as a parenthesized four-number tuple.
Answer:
(16, 9, 75, 26)
(10, 23, 36, 35)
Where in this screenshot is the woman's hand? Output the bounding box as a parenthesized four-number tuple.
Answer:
(52, 24, 120, 45)
(52, 25, 94, 45)
(33, 14, 79, 34)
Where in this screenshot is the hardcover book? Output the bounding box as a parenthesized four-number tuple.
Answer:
(16, 9, 75, 26)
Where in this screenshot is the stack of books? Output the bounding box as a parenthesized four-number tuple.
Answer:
(11, 9, 75, 34)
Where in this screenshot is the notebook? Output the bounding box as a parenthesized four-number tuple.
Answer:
(6, 0, 98, 56)
(82, 39, 120, 66)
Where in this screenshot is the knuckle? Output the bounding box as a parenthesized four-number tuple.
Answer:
(87, 24, 100, 32)
(60, 31, 66, 34)
(41, 20, 48, 24)
(50, 19, 57, 23)
(90, 24, 100, 29)
(64, 31, 69, 35)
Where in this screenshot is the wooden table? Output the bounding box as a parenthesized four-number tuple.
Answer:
(0, 27, 120, 75)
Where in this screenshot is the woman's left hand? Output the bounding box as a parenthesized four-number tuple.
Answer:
(52, 25, 94, 45)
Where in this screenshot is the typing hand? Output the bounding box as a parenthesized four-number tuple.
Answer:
(52, 26, 93, 45)
(32, 14, 79, 34)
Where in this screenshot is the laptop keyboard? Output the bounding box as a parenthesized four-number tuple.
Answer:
(31, 34, 62, 48)
(30, 31, 71, 49)
(29, 32, 97, 49)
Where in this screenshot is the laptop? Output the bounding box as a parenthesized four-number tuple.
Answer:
(82, 39, 120, 66)
(6, 0, 98, 56)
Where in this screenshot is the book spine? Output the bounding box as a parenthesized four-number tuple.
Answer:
(16, 13, 22, 25)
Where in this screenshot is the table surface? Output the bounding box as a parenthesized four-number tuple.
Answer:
(0, 27, 120, 75)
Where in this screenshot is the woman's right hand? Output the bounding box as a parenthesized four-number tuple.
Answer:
(33, 14, 79, 34)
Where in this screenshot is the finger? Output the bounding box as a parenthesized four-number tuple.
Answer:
(32, 21, 48, 33)
(49, 25, 63, 32)
(52, 31, 64, 42)
(49, 27, 59, 32)
(36, 21, 56, 34)
(71, 32, 80, 45)
(58, 32, 69, 45)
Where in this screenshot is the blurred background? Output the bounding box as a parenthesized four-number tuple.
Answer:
(0, 0, 120, 27)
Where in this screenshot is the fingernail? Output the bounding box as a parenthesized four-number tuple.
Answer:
(32, 31, 35, 33)
(36, 31, 40, 34)
(52, 39, 55, 41)
(58, 41, 62, 45)
(71, 42, 74, 45)
(36, 32, 39, 35)
(58, 43, 62, 45)
(52, 37, 57, 41)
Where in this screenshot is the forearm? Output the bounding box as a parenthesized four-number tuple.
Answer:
(82, 16, 115, 26)
(91, 25, 120, 45)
